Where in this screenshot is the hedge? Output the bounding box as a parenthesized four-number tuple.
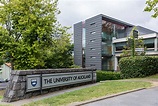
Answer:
(96, 71, 122, 82)
(119, 56, 158, 78)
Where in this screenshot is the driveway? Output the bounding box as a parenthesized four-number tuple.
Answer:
(83, 87, 158, 106)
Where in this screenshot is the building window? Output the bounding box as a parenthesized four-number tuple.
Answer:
(90, 39, 95, 42)
(116, 46, 124, 51)
(90, 56, 96, 59)
(115, 42, 126, 51)
(144, 38, 154, 49)
(115, 24, 126, 38)
(90, 31, 96, 34)
(90, 48, 95, 50)
(90, 64, 95, 66)
(90, 22, 95, 26)
(145, 43, 154, 48)
(82, 28, 86, 48)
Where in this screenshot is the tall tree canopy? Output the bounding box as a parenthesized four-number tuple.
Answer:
(144, 0, 158, 18)
(0, 0, 73, 69)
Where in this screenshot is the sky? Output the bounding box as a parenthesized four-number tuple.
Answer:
(57, 0, 158, 39)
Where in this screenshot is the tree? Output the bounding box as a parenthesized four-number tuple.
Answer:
(0, 0, 73, 69)
(44, 27, 73, 68)
(144, 0, 158, 18)
(121, 27, 145, 57)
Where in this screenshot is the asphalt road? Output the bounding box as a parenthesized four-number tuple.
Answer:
(0, 82, 8, 90)
(84, 87, 158, 106)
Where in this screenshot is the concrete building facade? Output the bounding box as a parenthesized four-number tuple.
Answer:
(0, 63, 12, 80)
(74, 14, 158, 70)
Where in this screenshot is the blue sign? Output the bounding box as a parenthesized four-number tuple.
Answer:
(31, 79, 37, 87)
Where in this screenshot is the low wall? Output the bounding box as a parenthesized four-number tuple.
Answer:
(2, 68, 96, 102)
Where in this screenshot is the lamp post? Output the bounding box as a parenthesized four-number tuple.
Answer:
(132, 30, 138, 57)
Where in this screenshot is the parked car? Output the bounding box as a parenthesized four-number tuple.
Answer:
(0, 78, 8, 83)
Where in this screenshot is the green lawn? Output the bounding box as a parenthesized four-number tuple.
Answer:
(0, 90, 10, 106)
(1, 74, 157, 106)
(145, 74, 158, 79)
(128, 74, 158, 81)
(24, 81, 151, 106)
(0, 105, 10, 106)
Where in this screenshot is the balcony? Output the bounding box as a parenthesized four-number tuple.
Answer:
(101, 48, 112, 57)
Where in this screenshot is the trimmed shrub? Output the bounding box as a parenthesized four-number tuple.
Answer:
(119, 56, 158, 78)
(96, 71, 122, 82)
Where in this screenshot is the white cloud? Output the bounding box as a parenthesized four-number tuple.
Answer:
(57, 0, 158, 33)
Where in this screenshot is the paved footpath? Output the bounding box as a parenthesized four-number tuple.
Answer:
(84, 87, 158, 106)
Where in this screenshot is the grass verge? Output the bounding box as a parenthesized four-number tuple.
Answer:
(0, 90, 10, 106)
(144, 74, 158, 79)
(0, 90, 5, 99)
(24, 81, 151, 106)
(127, 74, 158, 81)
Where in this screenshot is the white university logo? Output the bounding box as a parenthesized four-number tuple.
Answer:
(31, 79, 37, 87)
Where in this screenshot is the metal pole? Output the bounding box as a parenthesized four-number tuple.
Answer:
(40, 72, 42, 94)
(92, 70, 94, 83)
(132, 34, 135, 57)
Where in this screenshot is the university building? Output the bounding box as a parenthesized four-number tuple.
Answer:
(74, 14, 158, 70)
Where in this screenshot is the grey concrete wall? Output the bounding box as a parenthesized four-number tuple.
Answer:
(74, 22, 83, 67)
(85, 14, 102, 70)
(136, 26, 158, 35)
(125, 26, 157, 38)
(2, 68, 96, 102)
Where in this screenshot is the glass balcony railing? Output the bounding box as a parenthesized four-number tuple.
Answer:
(101, 50, 112, 56)
(101, 46, 112, 56)
(102, 33, 113, 42)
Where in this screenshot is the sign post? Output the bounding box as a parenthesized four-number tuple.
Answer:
(40, 72, 42, 94)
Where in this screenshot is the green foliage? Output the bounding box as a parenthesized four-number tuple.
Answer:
(44, 33, 73, 68)
(144, 0, 158, 18)
(69, 64, 81, 68)
(119, 56, 158, 78)
(145, 73, 158, 79)
(0, 96, 2, 100)
(0, 57, 4, 65)
(121, 27, 145, 57)
(0, 0, 73, 69)
(96, 71, 122, 82)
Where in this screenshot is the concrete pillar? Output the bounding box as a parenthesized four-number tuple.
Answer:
(114, 56, 118, 71)
(154, 38, 157, 51)
(112, 37, 116, 55)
